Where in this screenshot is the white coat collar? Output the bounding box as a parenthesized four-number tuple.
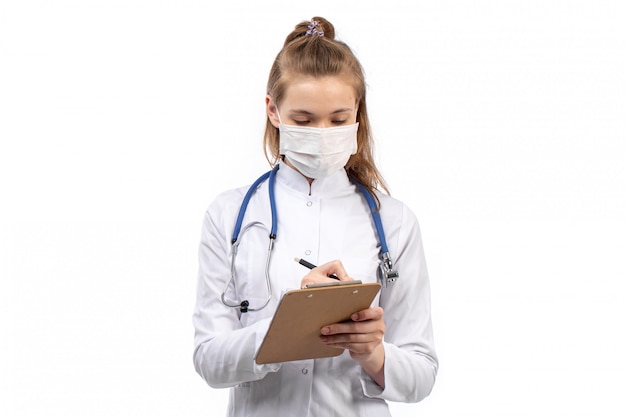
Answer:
(276, 162, 353, 197)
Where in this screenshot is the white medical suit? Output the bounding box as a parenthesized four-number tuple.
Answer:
(193, 162, 437, 417)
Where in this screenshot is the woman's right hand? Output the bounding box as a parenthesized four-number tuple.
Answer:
(300, 259, 354, 288)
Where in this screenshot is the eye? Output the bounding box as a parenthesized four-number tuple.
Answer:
(293, 119, 310, 125)
(332, 119, 348, 125)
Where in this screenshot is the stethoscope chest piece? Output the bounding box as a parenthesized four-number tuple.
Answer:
(377, 251, 399, 288)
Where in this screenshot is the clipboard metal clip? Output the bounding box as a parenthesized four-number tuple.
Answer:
(378, 252, 399, 288)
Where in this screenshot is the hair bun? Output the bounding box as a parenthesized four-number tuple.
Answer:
(284, 16, 336, 45)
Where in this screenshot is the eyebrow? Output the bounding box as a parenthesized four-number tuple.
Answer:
(290, 108, 353, 115)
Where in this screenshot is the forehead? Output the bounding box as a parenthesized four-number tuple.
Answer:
(281, 74, 357, 112)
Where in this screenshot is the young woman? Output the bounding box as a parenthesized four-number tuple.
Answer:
(193, 17, 438, 416)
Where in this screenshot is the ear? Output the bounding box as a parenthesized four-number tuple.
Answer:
(266, 95, 280, 128)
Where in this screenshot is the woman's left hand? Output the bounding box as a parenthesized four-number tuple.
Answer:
(320, 306, 386, 387)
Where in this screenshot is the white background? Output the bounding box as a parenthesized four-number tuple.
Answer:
(1, 1, 625, 416)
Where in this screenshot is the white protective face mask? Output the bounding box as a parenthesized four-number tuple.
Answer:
(277, 110, 358, 179)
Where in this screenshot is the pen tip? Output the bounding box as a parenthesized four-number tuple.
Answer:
(294, 257, 300, 262)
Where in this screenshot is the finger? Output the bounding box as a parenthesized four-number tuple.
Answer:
(351, 306, 384, 322)
(320, 307, 384, 334)
(320, 335, 383, 356)
(321, 318, 384, 337)
(300, 273, 338, 288)
(321, 321, 361, 336)
(315, 259, 352, 281)
(321, 332, 373, 344)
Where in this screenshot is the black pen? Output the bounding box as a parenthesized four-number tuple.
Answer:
(294, 257, 340, 280)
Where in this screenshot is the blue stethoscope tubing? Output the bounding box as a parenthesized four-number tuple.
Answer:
(223, 164, 398, 313)
(231, 166, 279, 243)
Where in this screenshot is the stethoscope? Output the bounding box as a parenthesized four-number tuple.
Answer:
(221, 164, 399, 313)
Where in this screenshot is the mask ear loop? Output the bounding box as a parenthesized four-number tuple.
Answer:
(274, 105, 288, 165)
(275, 105, 284, 126)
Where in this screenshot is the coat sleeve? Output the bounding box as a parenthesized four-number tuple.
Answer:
(361, 202, 438, 402)
(192, 199, 282, 388)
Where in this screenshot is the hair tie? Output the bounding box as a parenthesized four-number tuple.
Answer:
(305, 20, 324, 37)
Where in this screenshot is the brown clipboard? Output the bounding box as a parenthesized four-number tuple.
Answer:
(254, 281, 381, 364)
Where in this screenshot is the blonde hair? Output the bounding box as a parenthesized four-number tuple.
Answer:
(263, 16, 389, 196)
